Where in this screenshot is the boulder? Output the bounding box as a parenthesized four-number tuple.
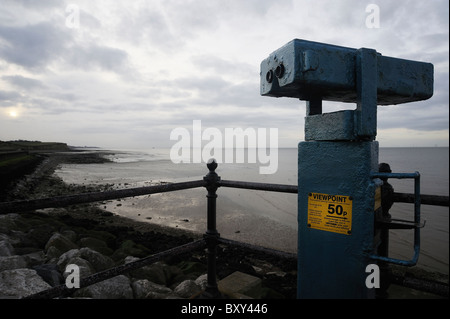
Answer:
(56, 247, 114, 274)
(0, 213, 20, 235)
(26, 224, 57, 248)
(23, 250, 46, 268)
(0, 240, 14, 256)
(62, 256, 95, 279)
(33, 264, 63, 287)
(61, 230, 77, 243)
(0, 255, 27, 272)
(45, 246, 63, 262)
(173, 280, 202, 298)
(0, 268, 52, 298)
(79, 237, 113, 256)
(56, 248, 80, 271)
(163, 265, 185, 287)
(125, 257, 167, 285)
(73, 275, 133, 299)
(195, 274, 208, 291)
(45, 232, 78, 255)
(177, 260, 207, 279)
(131, 279, 172, 299)
(110, 240, 151, 261)
(78, 247, 114, 272)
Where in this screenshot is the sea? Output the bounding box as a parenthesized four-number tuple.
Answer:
(55, 147, 449, 275)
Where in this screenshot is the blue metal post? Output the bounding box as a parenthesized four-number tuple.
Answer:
(260, 39, 433, 299)
(297, 142, 379, 298)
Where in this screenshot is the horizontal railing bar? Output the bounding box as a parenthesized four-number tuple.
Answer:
(23, 239, 206, 299)
(0, 180, 206, 214)
(371, 172, 420, 179)
(393, 192, 449, 207)
(218, 237, 297, 260)
(219, 180, 298, 193)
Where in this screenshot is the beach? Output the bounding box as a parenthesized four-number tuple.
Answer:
(0, 150, 298, 299)
(55, 149, 299, 254)
(1, 148, 447, 299)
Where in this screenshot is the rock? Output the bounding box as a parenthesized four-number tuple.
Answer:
(131, 279, 172, 299)
(8, 230, 27, 246)
(79, 237, 113, 256)
(0, 213, 20, 235)
(23, 250, 46, 268)
(173, 280, 201, 298)
(56, 248, 80, 271)
(111, 240, 151, 261)
(58, 250, 95, 278)
(125, 258, 167, 285)
(177, 260, 207, 279)
(45, 233, 78, 255)
(63, 256, 95, 278)
(195, 274, 208, 291)
(26, 224, 57, 248)
(0, 268, 52, 298)
(83, 229, 116, 245)
(74, 275, 133, 299)
(0, 240, 14, 256)
(61, 230, 78, 243)
(140, 262, 167, 285)
(124, 256, 139, 264)
(78, 247, 114, 272)
(56, 247, 114, 274)
(0, 255, 28, 272)
(33, 264, 63, 287)
(46, 246, 63, 262)
(266, 270, 287, 277)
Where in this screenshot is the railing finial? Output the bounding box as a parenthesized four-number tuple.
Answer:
(206, 158, 218, 172)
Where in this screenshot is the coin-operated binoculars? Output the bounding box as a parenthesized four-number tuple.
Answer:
(260, 39, 433, 298)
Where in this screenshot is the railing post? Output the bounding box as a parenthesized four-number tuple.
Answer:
(202, 158, 221, 298)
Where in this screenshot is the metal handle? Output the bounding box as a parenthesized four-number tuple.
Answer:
(370, 172, 421, 266)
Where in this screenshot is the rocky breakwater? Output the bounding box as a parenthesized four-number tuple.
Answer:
(0, 209, 209, 299)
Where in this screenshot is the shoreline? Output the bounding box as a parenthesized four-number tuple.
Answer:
(0, 150, 299, 299)
(4, 149, 201, 240)
(54, 150, 299, 254)
(1, 150, 448, 299)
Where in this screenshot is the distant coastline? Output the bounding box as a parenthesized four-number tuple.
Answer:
(0, 140, 82, 201)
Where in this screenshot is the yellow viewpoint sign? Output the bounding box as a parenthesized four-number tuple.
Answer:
(307, 192, 353, 235)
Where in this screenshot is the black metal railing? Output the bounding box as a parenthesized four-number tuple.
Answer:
(0, 159, 448, 299)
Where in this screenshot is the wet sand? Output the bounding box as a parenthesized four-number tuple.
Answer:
(102, 187, 298, 253)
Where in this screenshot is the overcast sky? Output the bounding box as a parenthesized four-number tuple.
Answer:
(0, 0, 448, 149)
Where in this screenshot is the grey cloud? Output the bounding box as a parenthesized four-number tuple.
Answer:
(6, 0, 62, 9)
(378, 101, 449, 132)
(0, 22, 71, 70)
(68, 44, 129, 72)
(115, 5, 180, 50)
(2, 75, 46, 90)
(0, 90, 22, 105)
(0, 19, 130, 74)
(191, 55, 255, 80)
